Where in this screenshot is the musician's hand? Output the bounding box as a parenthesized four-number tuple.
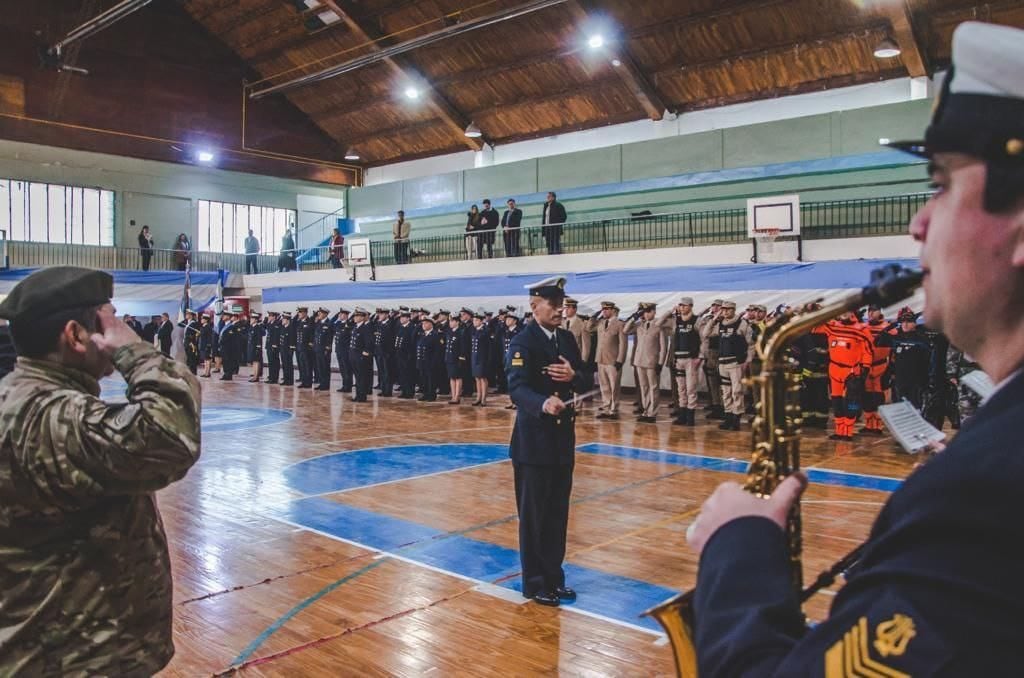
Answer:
(686, 473, 807, 557)
(545, 356, 575, 383)
(542, 396, 567, 415)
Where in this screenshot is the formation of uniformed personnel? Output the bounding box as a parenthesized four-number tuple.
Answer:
(0, 266, 201, 675)
(178, 309, 201, 374)
(312, 307, 334, 391)
(661, 297, 701, 425)
(470, 310, 491, 406)
(624, 302, 668, 423)
(507, 275, 592, 607)
(295, 307, 315, 388)
(246, 311, 265, 383)
(416, 315, 442, 401)
(701, 300, 753, 431)
(444, 314, 469, 404)
(218, 311, 244, 381)
(394, 309, 418, 399)
(588, 301, 627, 419)
(348, 307, 373, 401)
(332, 308, 354, 392)
(372, 308, 396, 397)
(502, 310, 523, 409)
(263, 310, 281, 383)
(279, 311, 296, 386)
(697, 299, 725, 420)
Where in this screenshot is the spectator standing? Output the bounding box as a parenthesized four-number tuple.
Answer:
(478, 199, 499, 259)
(541, 192, 567, 255)
(173, 233, 191, 271)
(465, 205, 481, 260)
(244, 230, 260, 275)
(329, 228, 345, 269)
(157, 313, 173, 357)
(393, 210, 411, 264)
(279, 229, 296, 272)
(138, 225, 154, 271)
(502, 199, 523, 257)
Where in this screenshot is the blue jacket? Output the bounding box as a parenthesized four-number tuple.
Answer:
(693, 369, 1024, 676)
(506, 322, 592, 466)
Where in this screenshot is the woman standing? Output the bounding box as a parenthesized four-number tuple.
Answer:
(329, 228, 345, 269)
(279, 229, 297, 272)
(198, 313, 214, 377)
(173, 233, 191, 271)
(138, 225, 154, 271)
(465, 205, 480, 260)
(444, 316, 467, 404)
(470, 311, 491, 406)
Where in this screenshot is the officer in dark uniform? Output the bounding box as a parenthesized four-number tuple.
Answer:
(279, 312, 295, 386)
(791, 304, 831, 428)
(470, 310, 492, 407)
(502, 310, 522, 410)
(178, 310, 200, 375)
(493, 308, 508, 392)
(247, 312, 265, 382)
(444, 315, 468, 404)
(891, 309, 931, 408)
(313, 308, 334, 391)
(219, 313, 242, 381)
(685, 22, 1024, 675)
(416, 316, 441, 401)
(333, 308, 353, 393)
(294, 307, 313, 388)
(373, 308, 395, 397)
(395, 309, 418, 399)
(507, 276, 592, 607)
(348, 307, 373, 402)
(435, 309, 452, 397)
(264, 311, 281, 383)
(197, 313, 214, 377)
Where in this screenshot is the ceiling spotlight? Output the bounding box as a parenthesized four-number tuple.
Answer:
(588, 34, 605, 49)
(611, 58, 622, 67)
(196, 150, 215, 163)
(464, 122, 482, 138)
(873, 38, 901, 59)
(344, 147, 360, 161)
(404, 86, 420, 99)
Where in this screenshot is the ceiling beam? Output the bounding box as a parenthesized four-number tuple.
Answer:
(868, 0, 927, 77)
(563, 0, 666, 120)
(215, 1, 286, 38)
(630, 0, 792, 40)
(338, 117, 445, 148)
(469, 74, 623, 118)
(315, 0, 485, 151)
(433, 46, 581, 89)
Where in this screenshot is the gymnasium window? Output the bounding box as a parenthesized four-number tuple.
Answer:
(198, 200, 296, 254)
(0, 179, 115, 246)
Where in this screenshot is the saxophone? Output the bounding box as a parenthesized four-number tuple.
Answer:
(644, 264, 923, 677)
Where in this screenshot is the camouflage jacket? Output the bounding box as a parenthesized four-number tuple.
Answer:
(0, 343, 201, 676)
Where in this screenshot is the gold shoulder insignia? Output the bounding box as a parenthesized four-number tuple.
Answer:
(514, 352, 521, 358)
(875, 614, 916, 658)
(824, 617, 910, 678)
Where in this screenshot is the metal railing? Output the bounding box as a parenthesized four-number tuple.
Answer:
(367, 192, 931, 266)
(1, 193, 930, 274)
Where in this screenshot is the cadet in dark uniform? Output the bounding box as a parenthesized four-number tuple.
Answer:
(264, 311, 281, 383)
(247, 312, 265, 382)
(686, 22, 1024, 675)
(416, 316, 442, 401)
(348, 308, 373, 402)
(444, 315, 468, 404)
(295, 307, 314, 388)
(507, 276, 592, 607)
(198, 313, 214, 377)
(279, 312, 295, 386)
(395, 310, 418, 399)
(470, 310, 492, 407)
(333, 308, 353, 393)
(373, 308, 395, 397)
(219, 313, 241, 381)
(312, 308, 333, 391)
(502, 310, 522, 410)
(891, 310, 931, 408)
(178, 309, 201, 375)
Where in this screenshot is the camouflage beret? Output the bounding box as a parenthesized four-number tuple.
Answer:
(0, 266, 113, 321)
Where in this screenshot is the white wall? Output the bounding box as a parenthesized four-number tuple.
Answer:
(364, 77, 935, 186)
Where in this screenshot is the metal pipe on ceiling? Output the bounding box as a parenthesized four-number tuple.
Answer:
(48, 0, 154, 59)
(248, 0, 570, 99)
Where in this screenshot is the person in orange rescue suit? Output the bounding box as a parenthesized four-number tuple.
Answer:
(862, 303, 898, 435)
(814, 310, 874, 440)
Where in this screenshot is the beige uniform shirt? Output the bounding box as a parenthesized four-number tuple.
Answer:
(562, 315, 592, 362)
(624, 317, 669, 369)
(587, 315, 628, 365)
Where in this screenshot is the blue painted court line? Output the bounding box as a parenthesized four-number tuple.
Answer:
(577, 443, 904, 493)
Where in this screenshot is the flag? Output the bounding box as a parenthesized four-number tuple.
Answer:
(178, 262, 191, 323)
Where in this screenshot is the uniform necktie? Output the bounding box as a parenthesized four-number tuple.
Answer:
(604, 320, 609, 330)
(645, 321, 650, 330)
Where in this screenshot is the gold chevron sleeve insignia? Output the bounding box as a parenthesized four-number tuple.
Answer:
(824, 617, 911, 678)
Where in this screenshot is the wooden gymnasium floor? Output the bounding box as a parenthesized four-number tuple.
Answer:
(104, 371, 918, 676)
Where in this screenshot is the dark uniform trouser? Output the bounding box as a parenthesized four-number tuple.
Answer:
(302, 347, 315, 385)
(267, 347, 280, 382)
(280, 348, 294, 385)
(351, 351, 371, 399)
(296, 346, 309, 385)
(421, 362, 437, 399)
(316, 349, 331, 390)
(223, 344, 239, 376)
(800, 374, 830, 423)
(185, 351, 199, 375)
(514, 462, 573, 597)
(398, 355, 415, 396)
(375, 353, 392, 396)
(336, 346, 353, 390)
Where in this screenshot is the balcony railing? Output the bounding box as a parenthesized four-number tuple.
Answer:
(1, 193, 930, 274)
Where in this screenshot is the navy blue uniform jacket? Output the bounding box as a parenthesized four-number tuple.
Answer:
(694, 369, 1024, 676)
(506, 322, 592, 466)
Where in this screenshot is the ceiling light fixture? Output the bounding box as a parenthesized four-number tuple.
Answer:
(196, 150, 215, 163)
(464, 122, 483, 138)
(588, 34, 605, 49)
(611, 58, 622, 67)
(344, 147, 360, 160)
(404, 86, 420, 99)
(873, 38, 901, 59)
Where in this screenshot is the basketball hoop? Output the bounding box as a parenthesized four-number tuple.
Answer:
(756, 228, 780, 255)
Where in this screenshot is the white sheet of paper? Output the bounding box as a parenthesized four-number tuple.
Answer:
(960, 370, 995, 400)
(878, 401, 946, 454)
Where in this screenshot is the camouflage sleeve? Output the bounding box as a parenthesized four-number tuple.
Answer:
(946, 347, 962, 377)
(15, 343, 201, 506)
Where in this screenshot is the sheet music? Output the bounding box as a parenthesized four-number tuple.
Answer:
(878, 401, 946, 454)
(960, 370, 995, 400)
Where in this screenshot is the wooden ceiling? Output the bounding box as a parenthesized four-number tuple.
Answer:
(128, 1, 1024, 169)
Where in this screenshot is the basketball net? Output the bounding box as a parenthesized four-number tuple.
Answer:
(756, 228, 779, 255)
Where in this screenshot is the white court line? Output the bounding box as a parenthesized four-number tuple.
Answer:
(271, 516, 663, 638)
(296, 459, 511, 499)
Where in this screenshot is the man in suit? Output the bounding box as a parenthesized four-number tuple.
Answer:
(156, 313, 173, 357)
(348, 308, 373, 402)
(507, 276, 592, 607)
(478, 199, 499, 259)
(141, 315, 159, 346)
(541, 192, 567, 255)
(625, 302, 669, 423)
(587, 301, 627, 419)
(686, 21, 1024, 675)
(502, 199, 523, 257)
(393, 210, 411, 264)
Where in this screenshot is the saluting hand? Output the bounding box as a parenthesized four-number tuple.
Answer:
(90, 307, 143, 358)
(545, 356, 575, 382)
(542, 396, 567, 415)
(686, 473, 807, 556)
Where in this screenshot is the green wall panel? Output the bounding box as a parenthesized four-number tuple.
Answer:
(538, 146, 621, 192)
(349, 181, 402, 218)
(838, 99, 932, 155)
(723, 114, 833, 168)
(463, 158, 537, 201)
(402, 171, 462, 211)
(621, 130, 724, 181)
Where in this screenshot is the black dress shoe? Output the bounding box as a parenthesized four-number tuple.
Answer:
(554, 587, 576, 601)
(532, 591, 560, 607)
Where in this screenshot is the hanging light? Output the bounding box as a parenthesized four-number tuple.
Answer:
(344, 147, 360, 161)
(873, 38, 901, 58)
(587, 34, 605, 49)
(404, 85, 420, 99)
(464, 122, 483, 138)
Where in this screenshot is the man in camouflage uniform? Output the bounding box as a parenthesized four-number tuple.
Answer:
(0, 266, 201, 675)
(946, 345, 982, 428)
